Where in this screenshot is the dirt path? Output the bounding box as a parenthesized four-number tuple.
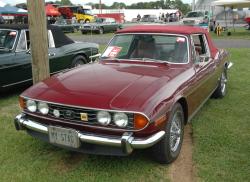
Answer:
(168, 124, 196, 182)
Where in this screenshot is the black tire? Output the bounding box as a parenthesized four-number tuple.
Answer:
(151, 103, 184, 164)
(212, 70, 227, 98)
(85, 19, 90, 23)
(71, 55, 87, 68)
(99, 27, 104, 34)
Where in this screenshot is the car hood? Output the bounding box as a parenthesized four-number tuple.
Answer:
(23, 61, 185, 113)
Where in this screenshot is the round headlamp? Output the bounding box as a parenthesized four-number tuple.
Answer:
(53, 109, 60, 118)
(97, 111, 111, 126)
(26, 100, 37, 112)
(113, 113, 128, 128)
(38, 102, 49, 115)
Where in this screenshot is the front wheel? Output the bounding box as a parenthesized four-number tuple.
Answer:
(71, 55, 87, 68)
(151, 103, 184, 164)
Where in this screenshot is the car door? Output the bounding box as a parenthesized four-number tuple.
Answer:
(0, 29, 32, 88)
(47, 30, 73, 73)
(13, 30, 33, 84)
(103, 18, 113, 32)
(186, 34, 217, 115)
(109, 18, 118, 31)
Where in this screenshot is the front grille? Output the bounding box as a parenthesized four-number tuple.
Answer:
(47, 104, 135, 129)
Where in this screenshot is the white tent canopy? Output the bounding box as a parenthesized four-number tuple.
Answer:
(0, 1, 6, 7)
(212, 0, 250, 8)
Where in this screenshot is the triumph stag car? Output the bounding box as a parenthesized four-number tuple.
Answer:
(0, 24, 99, 91)
(14, 25, 232, 163)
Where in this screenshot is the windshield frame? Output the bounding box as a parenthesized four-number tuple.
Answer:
(186, 11, 205, 18)
(101, 33, 190, 65)
(0, 29, 19, 51)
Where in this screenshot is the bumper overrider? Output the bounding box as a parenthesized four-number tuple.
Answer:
(14, 113, 165, 155)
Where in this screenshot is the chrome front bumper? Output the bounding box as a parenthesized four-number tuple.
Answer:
(14, 114, 165, 154)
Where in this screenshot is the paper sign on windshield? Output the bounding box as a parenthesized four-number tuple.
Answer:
(176, 37, 186, 43)
(102, 46, 122, 58)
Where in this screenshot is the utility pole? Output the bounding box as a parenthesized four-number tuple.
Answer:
(192, 0, 196, 11)
(27, 0, 50, 84)
(99, 0, 102, 14)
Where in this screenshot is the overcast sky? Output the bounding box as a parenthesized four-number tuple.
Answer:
(1, 0, 192, 6)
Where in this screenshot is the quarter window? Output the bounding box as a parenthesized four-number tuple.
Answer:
(191, 34, 209, 56)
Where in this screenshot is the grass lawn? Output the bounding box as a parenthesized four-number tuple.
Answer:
(192, 48, 250, 181)
(210, 27, 250, 40)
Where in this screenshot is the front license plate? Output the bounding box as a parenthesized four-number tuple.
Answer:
(48, 126, 80, 148)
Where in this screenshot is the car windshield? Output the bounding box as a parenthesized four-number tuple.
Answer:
(0, 29, 17, 50)
(186, 11, 204, 18)
(101, 34, 188, 63)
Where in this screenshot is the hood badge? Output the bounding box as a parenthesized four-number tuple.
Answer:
(80, 113, 88, 121)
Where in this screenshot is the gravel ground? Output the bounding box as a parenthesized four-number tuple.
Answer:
(68, 32, 250, 48)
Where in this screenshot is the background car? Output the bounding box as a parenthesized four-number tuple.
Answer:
(53, 19, 81, 33)
(141, 14, 158, 22)
(182, 10, 210, 27)
(14, 25, 232, 164)
(80, 17, 122, 34)
(0, 24, 99, 91)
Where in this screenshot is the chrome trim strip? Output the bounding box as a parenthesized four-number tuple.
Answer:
(14, 114, 165, 153)
(103, 33, 190, 65)
(2, 70, 63, 88)
(20, 96, 151, 124)
(2, 78, 32, 88)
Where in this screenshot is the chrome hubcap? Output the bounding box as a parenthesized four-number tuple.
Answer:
(170, 111, 182, 153)
(221, 72, 227, 95)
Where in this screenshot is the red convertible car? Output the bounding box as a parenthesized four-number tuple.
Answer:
(14, 25, 232, 163)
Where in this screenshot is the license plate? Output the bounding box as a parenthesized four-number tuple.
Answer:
(48, 126, 80, 148)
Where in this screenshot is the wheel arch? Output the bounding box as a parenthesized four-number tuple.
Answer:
(176, 97, 188, 125)
(72, 52, 89, 63)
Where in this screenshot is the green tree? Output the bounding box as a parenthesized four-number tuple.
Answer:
(61, 0, 72, 5)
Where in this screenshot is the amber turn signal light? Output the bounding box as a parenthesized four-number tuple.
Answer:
(19, 97, 26, 110)
(134, 114, 149, 130)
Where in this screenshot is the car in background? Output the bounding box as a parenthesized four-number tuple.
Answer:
(181, 10, 210, 30)
(14, 25, 232, 163)
(141, 14, 158, 22)
(80, 17, 122, 34)
(0, 24, 99, 91)
(53, 19, 81, 33)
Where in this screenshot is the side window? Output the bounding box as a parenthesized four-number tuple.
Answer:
(191, 34, 209, 56)
(16, 30, 27, 51)
(110, 19, 116, 23)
